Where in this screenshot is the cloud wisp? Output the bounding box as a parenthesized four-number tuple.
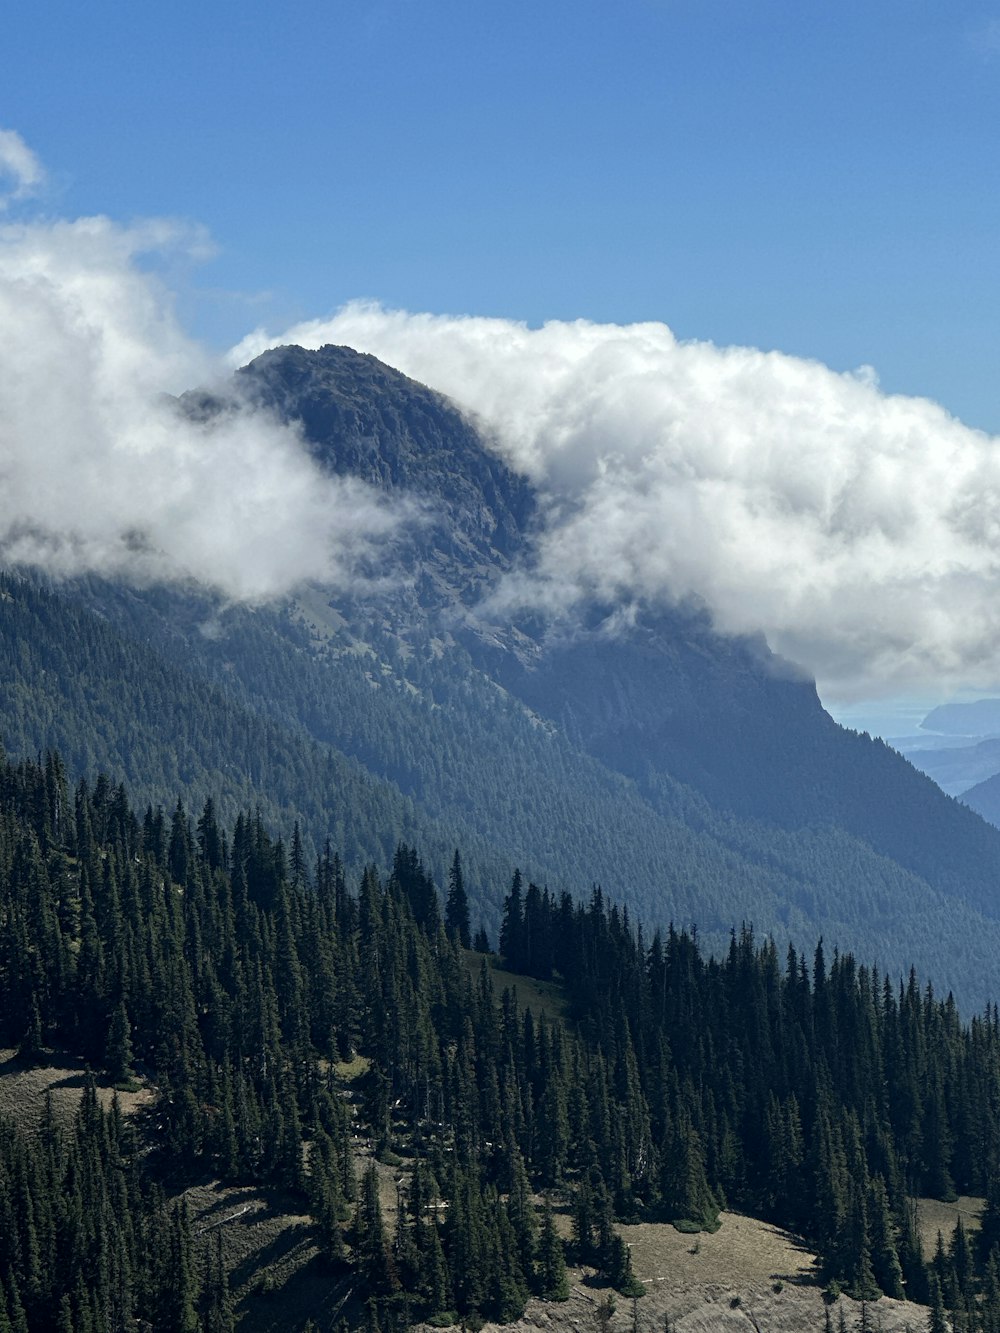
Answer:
(0, 130, 44, 208)
(0, 208, 402, 602)
(234, 303, 1000, 702)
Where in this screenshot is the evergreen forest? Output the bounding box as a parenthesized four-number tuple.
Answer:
(2, 748, 1000, 1329)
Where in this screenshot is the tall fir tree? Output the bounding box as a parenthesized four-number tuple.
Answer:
(445, 850, 471, 949)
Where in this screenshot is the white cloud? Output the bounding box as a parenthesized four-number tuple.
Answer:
(235, 303, 1000, 702)
(0, 129, 44, 207)
(0, 215, 402, 600)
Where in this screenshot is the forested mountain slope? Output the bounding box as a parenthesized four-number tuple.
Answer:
(501, 603, 1000, 918)
(4, 343, 1000, 1006)
(0, 573, 497, 886)
(229, 347, 1000, 917)
(2, 750, 1000, 1330)
(961, 771, 1000, 831)
(7, 568, 1000, 1010)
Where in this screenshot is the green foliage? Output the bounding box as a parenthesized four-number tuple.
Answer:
(660, 1117, 720, 1233)
(445, 850, 471, 949)
(5, 741, 1000, 1326)
(536, 1199, 570, 1301)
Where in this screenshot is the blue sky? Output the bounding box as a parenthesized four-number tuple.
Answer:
(7, 0, 1000, 432)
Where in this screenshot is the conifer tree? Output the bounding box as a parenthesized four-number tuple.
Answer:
(537, 1198, 569, 1301)
(289, 821, 307, 890)
(571, 1176, 596, 1266)
(310, 1132, 347, 1263)
(927, 1271, 949, 1333)
(490, 1197, 529, 1322)
(421, 1215, 451, 1315)
(506, 1144, 537, 1287)
(56, 1292, 73, 1333)
(17, 997, 44, 1066)
(473, 924, 491, 953)
(444, 1164, 488, 1316)
(445, 850, 471, 949)
(659, 1115, 719, 1233)
(839, 1174, 878, 1300)
(199, 1233, 235, 1333)
(168, 801, 192, 887)
(499, 870, 524, 968)
(105, 1000, 134, 1085)
(981, 1181, 1000, 1264)
(158, 1201, 198, 1333)
(196, 799, 223, 872)
(355, 1164, 399, 1297)
(868, 1176, 904, 1299)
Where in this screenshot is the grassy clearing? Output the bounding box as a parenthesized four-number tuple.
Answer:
(460, 949, 567, 1024)
(915, 1195, 984, 1257)
(333, 1053, 371, 1082)
(0, 1047, 152, 1129)
(409, 1213, 930, 1333)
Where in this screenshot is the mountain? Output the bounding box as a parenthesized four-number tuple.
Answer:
(894, 700, 1000, 797)
(188, 342, 534, 614)
(922, 699, 1000, 737)
(897, 737, 1000, 798)
(5, 343, 1000, 1007)
(960, 769, 1000, 830)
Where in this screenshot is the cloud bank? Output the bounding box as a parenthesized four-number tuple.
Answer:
(234, 304, 1000, 701)
(0, 210, 400, 601)
(6, 127, 1000, 703)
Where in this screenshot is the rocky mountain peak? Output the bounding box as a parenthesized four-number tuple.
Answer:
(237, 344, 536, 589)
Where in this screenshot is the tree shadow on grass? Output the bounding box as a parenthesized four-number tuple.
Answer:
(229, 1217, 315, 1292)
(236, 1250, 356, 1333)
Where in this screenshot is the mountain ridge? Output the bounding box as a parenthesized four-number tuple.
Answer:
(5, 342, 1000, 1006)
